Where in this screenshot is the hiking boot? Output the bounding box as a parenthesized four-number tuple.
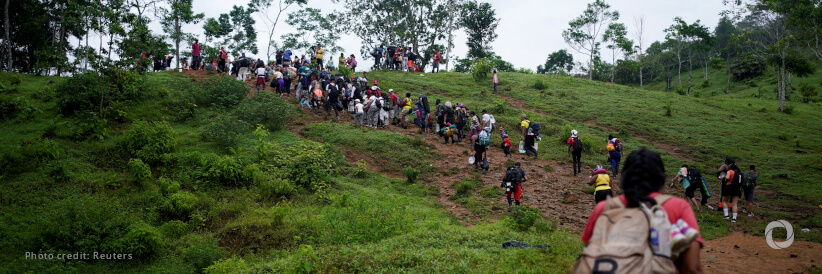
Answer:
(723, 216, 730, 220)
(731, 219, 737, 223)
(748, 212, 754, 217)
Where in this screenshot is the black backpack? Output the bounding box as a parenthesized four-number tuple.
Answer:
(421, 97, 430, 113)
(686, 167, 701, 183)
(375, 97, 383, 109)
(527, 122, 541, 137)
(503, 167, 523, 185)
(733, 171, 744, 185)
(572, 137, 583, 151)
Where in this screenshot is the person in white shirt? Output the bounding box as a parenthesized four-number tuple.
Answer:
(353, 99, 365, 126)
(366, 91, 379, 128)
(481, 109, 493, 133)
(255, 66, 266, 93)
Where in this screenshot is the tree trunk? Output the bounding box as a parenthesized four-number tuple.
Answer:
(85, 30, 89, 72)
(687, 52, 692, 96)
(676, 51, 682, 89)
(639, 65, 643, 88)
(444, 0, 454, 72)
(778, 56, 786, 112)
(174, 18, 180, 70)
(589, 52, 594, 80)
(4, 0, 11, 72)
(610, 49, 616, 82)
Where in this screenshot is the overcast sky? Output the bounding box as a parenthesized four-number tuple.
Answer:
(140, 0, 729, 71)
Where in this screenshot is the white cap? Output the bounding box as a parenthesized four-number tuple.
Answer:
(355, 99, 360, 102)
(389, 89, 394, 92)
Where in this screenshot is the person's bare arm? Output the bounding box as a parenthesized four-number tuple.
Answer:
(670, 175, 681, 188)
(677, 241, 703, 274)
(587, 175, 596, 186)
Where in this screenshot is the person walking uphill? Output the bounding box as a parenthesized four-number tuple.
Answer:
(588, 165, 614, 204)
(607, 135, 624, 176)
(254, 65, 266, 94)
(493, 69, 499, 93)
(326, 80, 341, 122)
(567, 130, 583, 175)
(501, 162, 527, 211)
(577, 148, 704, 274)
(520, 114, 538, 158)
(723, 163, 744, 223)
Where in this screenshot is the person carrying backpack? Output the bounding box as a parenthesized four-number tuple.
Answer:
(716, 157, 734, 210)
(389, 89, 399, 125)
(722, 164, 744, 222)
(501, 162, 527, 211)
(567, 130, 583, 175)
(469, 111, 481, 140)
(669, 164, 701, 211)
(606, 135, 624, 176)
(379, 90, 390, 128)
(439, 123, 457, 145)
(432, 50, 442, 73)
(587, 165, 614, 204)
(254, 65, 266, 94)
(353, 99, 365, 126)
(471, 132, 488, 172)
(742, 165, 758, 217)
(366, 90, 379, 128)
(326, 80, 341, 122)
(520, 114, 539, 158)
(237, 53, 250, 81)
(577, 148, 703, 274)
(455, 106, 467, 142)
(399, 93, 413, 129)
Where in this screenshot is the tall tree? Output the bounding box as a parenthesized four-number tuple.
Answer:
(603, 22, 633, 82)
(536, 49, 574, 74)
(159, 0, 204, 70)
(665, 17, 710, 95)
(248, 0, 307, 61)
(279, 8, 342, 54)
(633, 15, 646, 88)
(714, 16, 738, 93)
(3, 0, 10, 71)
(744, 2, 815, 112)
(341, 0, 450, 71)
(562, 0, 619, 80)
(203, 5, 258, 56)
(459, 0, 499, 59)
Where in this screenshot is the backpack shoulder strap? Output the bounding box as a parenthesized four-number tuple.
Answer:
(653, 194, 673, 206)
(602, 195, 625, 211)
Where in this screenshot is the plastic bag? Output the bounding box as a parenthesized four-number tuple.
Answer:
(534, 142, 538, 152)
(518, 141, 526, 154)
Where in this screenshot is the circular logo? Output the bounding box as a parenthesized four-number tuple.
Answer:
(765, 220, 794, 250)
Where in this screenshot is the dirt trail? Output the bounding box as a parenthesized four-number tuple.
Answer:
(702, 233, 822, 273)
(186, 70, 818, 271)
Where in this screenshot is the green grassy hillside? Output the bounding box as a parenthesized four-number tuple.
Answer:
(0, 71, 580, 273)
(1, 67, 820, 272)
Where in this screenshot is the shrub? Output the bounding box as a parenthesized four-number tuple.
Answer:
(39, 196, 133, 254)
(470, 58, 493, 83)
(0, 96, 42, 120)
(0, 138, 60, 174)
(193, 153, 256, 189)
(8, 74, 22, 85)
(798, 82, 818, 103)
(161, 191, 200, 219)
(320, 199, 413, 244)
(491, 100, 507, 114)
(338, 66, 354, 79)
(128, 158, 152, 185)
(205, 256, 251, 274)
(352, 159, 368, 178)
(107, 222, 164, 259)
(479, 186, 503, 198)
(259, 177, 295, 201)
(532, 79, 548, 90)
(182, 234, 226, 273)
(709, 57, 725, 70)
(233, 92, 292, 131)
(452, 178, 480, 198)
(264, 141, 340, 192)
(201, 115, 250, 150)
(194, 76, 247, 108)
(506, 205, 543, 232)
(664, 101, 673, 117)
(158, 176, 181, 195)
(516, 67, 534, 74)
(403, 167, 419, 184)
(701, 80, 711, 88)
(121, 121, 176, 165)
(159, 220, 189, 237)
(675, 88, 686, 95)
(783, 105, 795, 114)
(55, 70, 146, 115)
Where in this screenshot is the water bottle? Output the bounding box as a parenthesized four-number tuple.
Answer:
(651, 210, 672, 257)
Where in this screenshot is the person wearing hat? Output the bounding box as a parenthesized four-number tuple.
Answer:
(587, 165, 614, 204)
(192, 39, 201, 70)
(218, 46, 228, 74)
(567, 129, 582, 175)
(399, 92, 414, 129)
(353, 99, 365, 126)
(501, 133, 512, 157)
(366, 90, 379, 128)
(520, 113, 538, 159)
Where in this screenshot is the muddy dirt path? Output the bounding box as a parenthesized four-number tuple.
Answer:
(187, 70, 819, 271)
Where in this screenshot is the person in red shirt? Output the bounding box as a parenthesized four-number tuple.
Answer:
(567, 130, 582, 175)
(501, 134, 512, 157)
(580, 148, 703, 273)
(192, 39, 201, 70)
(389, 89, 399, 125)
(432, 51, 442, 73)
